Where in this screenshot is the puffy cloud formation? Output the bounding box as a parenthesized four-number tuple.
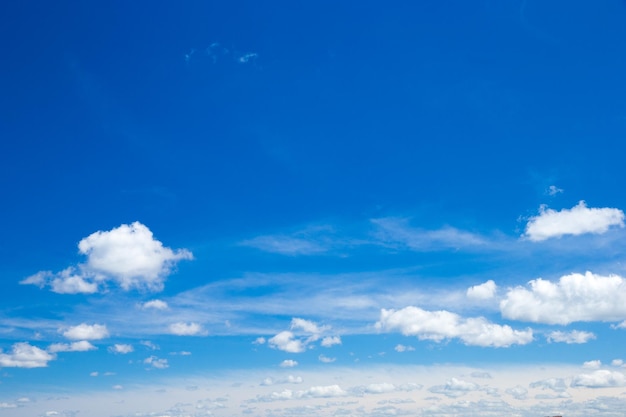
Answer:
(268, 331, 305, 353)
(318, 354, 336, 363)
(168, 322, 205, 336)
(258, 385, 347, 402)
(0, 342, 55, 368)
(506, 385, 528, 400)
(523, 201, 624, 241)
(529, 378, 568, 392)
(21, 222, 192, 293)
(321, 336, 341, 347)
(48, 341, 96, 353)
(140, 299, 168, 310)
(144, 355, 169, 369)
(500, 272, 626, 325)
(428, 378, 480, 398)
(268, 318, 337, 353)
(467, 280, 497, 300)
(280, 359, 298, 368)
(547, 330, 596, 344)
(62, 323, 109, 340)
(583, 360, 602, 369)
(108, 344, 134, 354)
(376, 306, 533, 347)
(571, 370, 626, 388)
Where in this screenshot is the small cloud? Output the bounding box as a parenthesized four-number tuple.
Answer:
(506, 385, 528, 400)
(466, 280, 497, 300)
(394, 344, 415, 353)
(144, 355, 169, 369)
(168, 322, 206, 336)
(280, 359, 298, 368)
(429, 378, 479, 398)
(571, 370, 626, 388)
(140, 300, 168, 310)
(321, 336, 341, 347)
(547, 185, 564, 196)
(61, 323, 109, 341)
(612, 359, 624, 367)
(583, 360, 602, 369)
(268, 331, 305, 353)
(253, 337, 266, 345)
(523, 201, 624, 242)
(547, 330, 596, 344)
(108, 344, 133, 354)
(112, 385, 123, 390)
(237, 52, 258, 63)
(140, 340, 159, 350)
(48, 340, 96, 353)
(90, 371, 98, 377)
(318, 354, 336, 363)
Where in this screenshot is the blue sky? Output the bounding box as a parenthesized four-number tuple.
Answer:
(2, 1, 626, 416)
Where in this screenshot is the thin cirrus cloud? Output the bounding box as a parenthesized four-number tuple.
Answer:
(523, 201, 625, 242)
(376, 306, 533, 347)
(500, 271, 626, 325)
(20, 222, 192, 294)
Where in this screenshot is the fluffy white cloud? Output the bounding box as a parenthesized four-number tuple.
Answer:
(290, 317, 327, 335)
(48, 341, 96, 353)
(268, 331, 305, 353)
(168, 322, 205, 336)
(376, 306, 533, 347)
(321, 336, 341, 347)
(318, 354, 336, 363)
(500, 271, 626, 324)
(144, 355, 169, 369)
(62, 324, 109, 340)
(257, 385, 347, 402)
(571, 370, 626, 388)
(21, 222, 192, 293)
(394, 344, 415, 352)
(506, 385, 528, 400)
(0, 342, 55, 368)
(467, 280, 497, 300)
(280, 359, 298, 368)
(429, 378, 480, 398)
(140, 299, 168, 310)
(529, 377, 568, 392)
(108, 344, 134, 354)
(611, 359, 624, 367)
(523, 201, 624, 241)
(583, 360, 602, 369)
(547, 330, 596, 344)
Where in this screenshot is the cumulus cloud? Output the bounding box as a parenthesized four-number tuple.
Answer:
(140, 299, 168, 310)
(467, 280, 497, 300)
(61, 323, 109, 340)
(0, 342, 55, 368)
(257, 385, 347, 402)
(529, 377, 568, 392)
(144, 355, 169, 369)
(318, 354, 336, 363)
(500, 271, 626, 324)
(280, 359, 298, 368)
(547, 330, 596, 344)
(523, 201, 624, 241)
(506, 385, 528, 400)
(268, 318, 336, 353)
(583, 360, 602, 369)
(108, 344, 134, 354)
(394, 344, 415, 352)
(321, 336, 341, 347)
(571, 370, 626, 388)
(429, 378, 480, 398)
(168, 322, 205, 336)
(48, 341, 96, 353)
(21, 222, 192, 293)
(268, 331, 305, 353)
(375, 306, 533, 347)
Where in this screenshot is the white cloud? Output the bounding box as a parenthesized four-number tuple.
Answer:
(523, 201, 624, 241)
(62, 323, 109, 340)
(321, 336, 341, 347)
(547, 330, 596, 344)
(318, 354, 336, 363)
(268, 331, 305, 353)
(140, 340, 159, 350)
(363, 382, 397, 394)
(376, 306, 533, 347)
(168, 322, 205, 336)
(21, 222, 192, 293)
(291, 317, 327, 335)
(0, 402, 17, 409)
(280, 359, 298, 368)
(394, 344, 415, 352)
(108, 344, 134, 354)
(506, 385, 528, 400)
(529, 377, 568, 392)
(571, 370, 626, 388)
(611, 359, 624, 367)
(547, 185, 564, 196)
(500, 271, 626, 324)
(429, 378, 479, 398)
(144, 355, 169, 369)
(48, 340, 96, 353)
(257, 385, 347, 402)
(240, 235, 327, 256)
(583, 360, 602, 369)
(141, 299, 168, 310)
(467, 280, 497, 300)
(112, 384, 123, 390)
(0, 342, 55, 368)
(253, 337, 266, 345)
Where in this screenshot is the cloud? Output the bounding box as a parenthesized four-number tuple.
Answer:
(375, 306, 533, 347)
(268, 331, 305, 353)
(48, 341, 96, 353)
(523, 201, 624, 241)
(21, 222, 192, 293)
(571, 370, 626, 388)
(583, 360, 602, 369)
(371, 218, 487, 251)
(547, 330, 596, 344)
(291, 318, 327, 335)
(500, 271, 626, 324)
(611, 359, 623, 367)
(261, 375, 303, 386)
(241, 235, 327, 255)
(394, 344, 415, 352)
(321, 336, 341, 347)
(467, 280, 497, 300)
(61, 323, 109, 340)
(258, 385, 347, 402)
(168, 322, 205, 336)
(108, 344, 134, 354)
(505, 385, 528, 400)
(140, 299, 168, 310)
(280, 359, 298, 368)
(318, 354, 336, 363)
(144, 355, 169, 369)
(0, 342, 55, 368)
(547, 185, 564, 196)
(429, 378, 480, 398)
(529, 377, 568, 392)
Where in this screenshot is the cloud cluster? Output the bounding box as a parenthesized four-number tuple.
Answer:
(376, 306, 533, 347)
(571, 370, 626, 388)
(467, 280, 497, 300)
(48, 341, 96, 353)
(524, 201, 624, 241)
(21, 222, 192, 293)
(500, 272, 626, 324)
(268, 318, 340, 353)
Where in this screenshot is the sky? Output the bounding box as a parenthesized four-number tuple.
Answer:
(2, 1, 626, 416)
